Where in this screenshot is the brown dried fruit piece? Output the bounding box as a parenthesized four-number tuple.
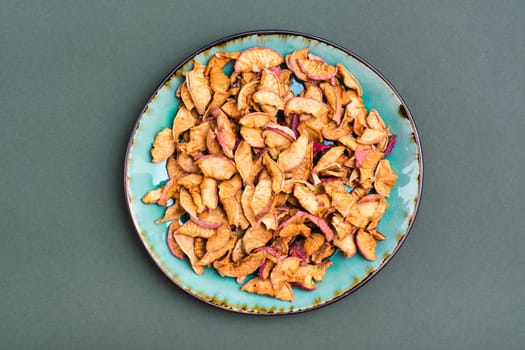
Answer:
(277, 135, 308, 172)
(355, 229, 377, 261)
(336, 63, 363, 96)
(151, 128, 175, 163)
(184, 61, 212, 115)
(297, 57, 337, 81)
(195, 155, 237, 180)
(234, 47, 284, 73)
(374, 160, 397, 196)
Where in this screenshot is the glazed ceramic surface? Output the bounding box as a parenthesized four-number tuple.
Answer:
(124, 30, 423, 314)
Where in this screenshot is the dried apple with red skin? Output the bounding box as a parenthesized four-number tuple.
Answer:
(184, 60, 211, 115)
(234, 47, 284, 73)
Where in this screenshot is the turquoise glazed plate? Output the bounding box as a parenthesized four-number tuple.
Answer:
(124, 30, 423, 315)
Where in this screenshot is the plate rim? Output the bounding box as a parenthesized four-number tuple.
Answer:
(123, 29, 424, 315)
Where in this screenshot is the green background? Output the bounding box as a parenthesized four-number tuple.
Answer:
(1, 1, 523, 349)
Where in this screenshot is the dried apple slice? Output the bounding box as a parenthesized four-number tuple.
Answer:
(241, 184, 257, 227)
(336, 63, 363, 96)
(177, 81, 195, 111)
(284, 97, 330, 120)
(302, 82, 323, 101)
(333, 234, 357, 258)
(240, 127, 266, 148)
(184, 60, 212, 115)
(174, 234, 204, 275)
(258, 69, 281, 95)
(199, 236, 236, 266)
(205, 129, 222, 155)
(355, 229, 377, 261)
(177, 174, 203, 188)
(221, 99, 242, 120)
(285, 48, 309, 81)
(179, 122, 210, 156)
(176, 152, 198, 173)
(366, 109, 387, 130)
(302, 233, 326, 258)
(206, 224, 232, 252)
(200, 177, 219, 209)
(250, 172, 273, 217)
(195, 155, 237, 180)
(314, 146, 346, 173)
(270, 256, 302, 292)
(234, 47, 284, 73)
(277, 134, 308, 172)
(357, 128, 389, 145)
(278, 223, 311, 238)
(263, 123, 296, 141)
(242, 224, 273, 253)
(239, 112, 275, 128)
(214, 251, 266, 278)
(151, 128, 175, 163)
(167, 222, 184, 259)
(214, 108, 237, 158)
(209, 65, 230, 93)
(252, 90, 285, 114)
(263, 129, 293, 151)
(237, 80, 259, 112)
(374, 160, 397, 196)
(142, 187, 163, 204)
(172, 105, 198, 141)
(234, 141, 254, 183)
(320, 82, 343, 124)
(263, 152, 284, 193)
(297, 57, 337, 81)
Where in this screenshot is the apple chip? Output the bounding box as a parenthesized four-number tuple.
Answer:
(200, 177, 218, 209)
(240, 127, 265, 148)
(239, 112, 275, 128)
(195, 155, 237, 180)
(234, 47, 284, 73)
(285, 48, 309, 81)
(237, 80, 259, 112)
(374, 160, 397, 196)
(284, 97, 330, 120)
(270, 257, 302, 292)
(215, 108, 237, 158)
(277, 135, 308, 172)
(151, 128, 175, 163)
(355, 229, 377, 261)
(174, 234, 204, 275)
(302, 82, 323, 101)
(141, 187, 162, 204)
(252, 90, 285, 115)
(177, 81, 195, 111)
(242, 224, 273, 253)
(258, 69, 281, 95)
(214, 251, 266, 278)
(336, 63, 363, 96)
(179, 122, 210, 156)
(172, 105, 198, 141)
(297, 57, 337, 81)
(250, 171, 273, 217)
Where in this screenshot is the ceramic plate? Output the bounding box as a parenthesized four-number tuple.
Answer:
(124, 30, 423, 314)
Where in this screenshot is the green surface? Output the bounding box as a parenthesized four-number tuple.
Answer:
(1, 0, 523, 348)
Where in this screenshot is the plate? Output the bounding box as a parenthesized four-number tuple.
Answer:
(124, 30, 423, 314)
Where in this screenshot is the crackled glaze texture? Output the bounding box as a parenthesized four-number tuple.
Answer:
(124, 30, 423, 314)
